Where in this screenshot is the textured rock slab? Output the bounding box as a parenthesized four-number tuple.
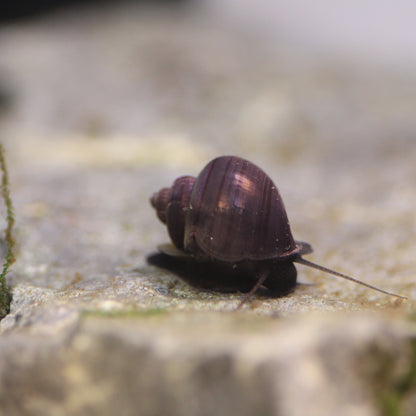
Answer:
(0, 312, 415, 416)
(0, 3, 415, 416)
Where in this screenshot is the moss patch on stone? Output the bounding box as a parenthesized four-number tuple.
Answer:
(379, 339, 416, 416)
(0, 143, 15, 318)
(81, 307, 168, 319)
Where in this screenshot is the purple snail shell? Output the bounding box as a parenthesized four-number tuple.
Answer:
(151, 156, 305, 262)
(150, 155, 406, 306)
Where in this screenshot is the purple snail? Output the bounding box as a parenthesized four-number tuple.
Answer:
(150, 155, 406, 308)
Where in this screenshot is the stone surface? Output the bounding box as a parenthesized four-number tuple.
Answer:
(0, 312, 415, 416)
(0, 2, 415, 415)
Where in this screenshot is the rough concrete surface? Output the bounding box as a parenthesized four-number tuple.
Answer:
(0, 3, 415, 415)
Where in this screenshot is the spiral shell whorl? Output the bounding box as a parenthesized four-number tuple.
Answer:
(150, 187, 170, 223)
(184, 156, 298, 262)
(151, 176, 196, 249)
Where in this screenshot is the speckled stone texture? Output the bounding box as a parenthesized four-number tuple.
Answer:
(0, 3, 415, 415)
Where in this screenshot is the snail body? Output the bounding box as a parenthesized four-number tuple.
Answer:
(151, 156, 406, 307)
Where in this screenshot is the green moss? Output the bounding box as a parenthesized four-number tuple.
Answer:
(381, 392, 402, 416)
(0, 144, 15, 318)
(379, 340, 416, 416)
(82, 307, 167, 319)
(406, 312, 416, 323)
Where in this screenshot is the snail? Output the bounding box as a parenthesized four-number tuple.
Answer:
(150, 155, 407, 308)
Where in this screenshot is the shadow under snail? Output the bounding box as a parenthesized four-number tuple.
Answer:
(150, 155, 407, 308)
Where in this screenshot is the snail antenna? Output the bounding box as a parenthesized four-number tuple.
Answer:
(236, 269, 269, 310)
(295, 257, 407, 300)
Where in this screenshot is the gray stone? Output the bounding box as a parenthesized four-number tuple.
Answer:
(0, 3, 415, 415)
(0, 313, 414, 416)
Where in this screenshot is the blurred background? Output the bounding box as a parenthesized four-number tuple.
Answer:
(1, 5, 415, 414)
(0, 0, 415, 292)
(1, 0, 415, 160)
